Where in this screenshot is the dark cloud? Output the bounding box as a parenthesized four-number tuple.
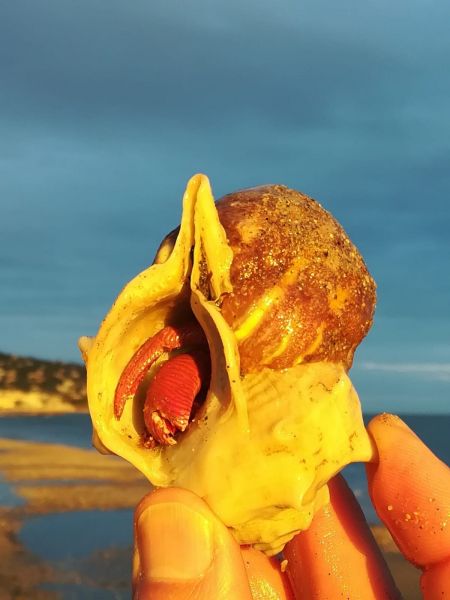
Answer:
(1, 0, 449, 411)
(1, 0, 444, 135)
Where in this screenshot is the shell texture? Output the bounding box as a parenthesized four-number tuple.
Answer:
(80, 174, 374, 554)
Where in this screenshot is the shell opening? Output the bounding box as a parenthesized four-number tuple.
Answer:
(114, 312, 213, 448)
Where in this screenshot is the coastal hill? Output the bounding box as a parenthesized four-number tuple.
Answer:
(0, 352, 87, 413)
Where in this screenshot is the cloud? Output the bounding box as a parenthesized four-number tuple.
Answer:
(360, 362, 450, 382)
(0, 0, 449, 371)
(1, 0, 447, 139)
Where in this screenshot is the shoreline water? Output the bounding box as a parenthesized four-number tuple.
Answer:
(1, 412, 448, 515)
(0, 434, 423, 599)
(0, 437, 150, 598)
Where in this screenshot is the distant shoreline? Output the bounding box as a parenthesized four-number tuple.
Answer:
(0, 351, 87, 413)
(0, 390, 88, 415)
(0, 406, 89, 418)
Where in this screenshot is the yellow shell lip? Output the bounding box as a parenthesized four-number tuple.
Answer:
(80, 174, 375, 555)
(80, 174, 243, 464)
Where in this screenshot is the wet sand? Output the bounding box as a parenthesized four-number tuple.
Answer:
(0, 437, 421, 599)
(0, 438, 150, 599)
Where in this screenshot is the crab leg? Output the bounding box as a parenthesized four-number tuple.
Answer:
(114, 322, 206, 419)
(144, 350, 210, 446)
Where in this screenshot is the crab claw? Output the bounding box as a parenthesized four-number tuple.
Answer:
(114, 322, 206, 419)
(144, 350, 210, 446)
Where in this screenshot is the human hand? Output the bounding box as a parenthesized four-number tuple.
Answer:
(132, 414, 450, 599)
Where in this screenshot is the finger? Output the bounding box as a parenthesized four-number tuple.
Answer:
(366, 414, 450, 568)
(420, 559, 450, 599)
(284, 476, 400, 599)
(241, 546, 295, 600)
(133, 487, 252, 600)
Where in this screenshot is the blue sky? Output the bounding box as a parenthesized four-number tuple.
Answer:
(1, 0, 449, 413)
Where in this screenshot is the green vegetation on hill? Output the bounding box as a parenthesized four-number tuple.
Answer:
(0, 352, 87, 409)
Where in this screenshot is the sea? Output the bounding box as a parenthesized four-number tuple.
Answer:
(0, 413, 449, 598)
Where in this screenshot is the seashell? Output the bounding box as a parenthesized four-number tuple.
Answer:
(79, 174, 375, 555)
(216, 184, 376, 372)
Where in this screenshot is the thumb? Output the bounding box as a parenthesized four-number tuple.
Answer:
(133, 487, 253, 600)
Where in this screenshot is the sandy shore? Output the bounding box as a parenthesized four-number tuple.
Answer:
(0, 438, 150, 599)
(0, 391, 87, 414)
(0, 437, 421, 599)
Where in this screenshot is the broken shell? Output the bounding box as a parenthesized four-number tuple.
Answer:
(79, 174, 375, 555)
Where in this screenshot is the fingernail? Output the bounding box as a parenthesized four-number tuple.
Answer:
(137, 502, 213, 581)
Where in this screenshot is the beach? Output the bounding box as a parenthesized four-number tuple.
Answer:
(0, 435, 421, 599)
(0, 437, 150, 599)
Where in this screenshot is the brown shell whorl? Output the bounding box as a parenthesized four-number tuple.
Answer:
(216, 185, 376, 373)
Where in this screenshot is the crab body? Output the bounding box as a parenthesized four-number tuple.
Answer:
(143, 349, 210, 446)
(114, 323, 209, 446)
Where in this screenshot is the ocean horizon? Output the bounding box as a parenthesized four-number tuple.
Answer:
(0, 412, 449, 521)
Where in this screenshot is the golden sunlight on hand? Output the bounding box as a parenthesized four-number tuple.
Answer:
(132, 415, 450, 600)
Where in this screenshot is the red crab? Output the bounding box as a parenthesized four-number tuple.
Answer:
(114, 322, 210, 447)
